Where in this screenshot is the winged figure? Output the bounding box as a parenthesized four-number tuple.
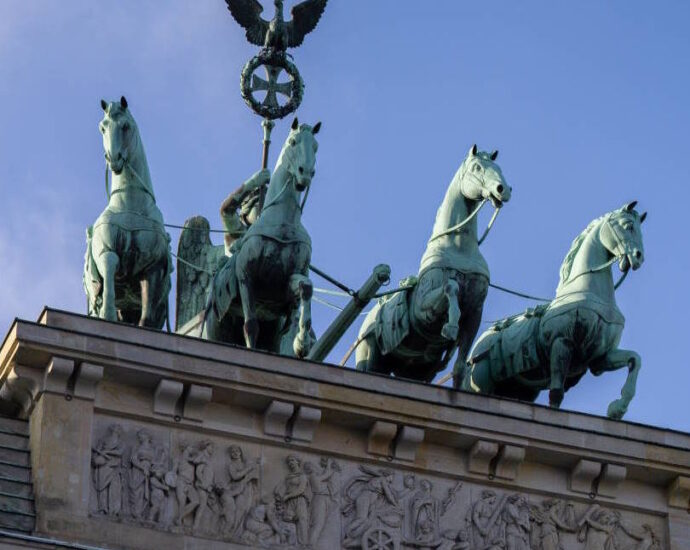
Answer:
(225, 0, 327, 51)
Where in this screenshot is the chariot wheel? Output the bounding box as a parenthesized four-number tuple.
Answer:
(362, 526, 398, 550)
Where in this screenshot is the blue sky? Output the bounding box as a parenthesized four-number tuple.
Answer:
(0, 1, 688, 431)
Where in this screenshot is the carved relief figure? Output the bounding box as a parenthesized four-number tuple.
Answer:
(274, 455, 311, 545)
(468, 490, 506, 549)
(409, 479, 442, 544)
(91, 424, 124, 516)
(147, 446, 171, 525)
(579, 507, 620, 550)
(241, 501, 296, 548)
(304, 457, 340, 546)
(342, 466, 403, 547)
(192, 440, 216, 532)
(129, 429, 155, 517)
(617, 522, 661, 550)
(221, 445, 260, 537)
(529, 498, 578, 550)
(502, 494, 530, 550)
(172, 443, 199, 526)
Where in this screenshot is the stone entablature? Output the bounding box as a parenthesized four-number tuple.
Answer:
(0, 308, 688, 549)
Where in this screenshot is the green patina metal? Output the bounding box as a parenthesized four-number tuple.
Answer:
(461, 203, 647, 419)
(78, 3, 652, 421)
(84, 97, 172, 328)
(355, 146, 512, 383)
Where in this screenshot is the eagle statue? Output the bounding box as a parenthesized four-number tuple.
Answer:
(225, 0, 328, 51)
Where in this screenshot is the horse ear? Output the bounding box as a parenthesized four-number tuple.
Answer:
(312, 121, 321, 135)
(490, 150, 499, 161)
(100, 99, 107, 111)
(469, 144, 478, 157)
(640, 211, 647, 223)
(624, 200, 638, 212)
(291, 117, 299, 131)
(120, 96, 128, 109)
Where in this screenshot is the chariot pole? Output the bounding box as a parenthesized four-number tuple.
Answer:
(307, 264, 391, 362)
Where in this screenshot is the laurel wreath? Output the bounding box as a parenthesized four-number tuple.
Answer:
(240, 50, 304, 120)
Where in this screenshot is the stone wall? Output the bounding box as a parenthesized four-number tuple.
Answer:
(0, 309, 688, 549)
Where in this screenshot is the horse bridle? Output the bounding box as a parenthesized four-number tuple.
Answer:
(565, 213, 636, 290)
(104, 158, 156, 203)
(428, 161, 503, 244)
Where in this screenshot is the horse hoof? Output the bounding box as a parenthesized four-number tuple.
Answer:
(441, 323, 459, 341)
(607, 399, 627, 420)
(293, 336, 313, 359)
(548, 389, 564, 408)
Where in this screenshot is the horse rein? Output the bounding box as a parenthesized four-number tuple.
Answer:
(561, 216, 633, 290)
(104, 159, 157, 203)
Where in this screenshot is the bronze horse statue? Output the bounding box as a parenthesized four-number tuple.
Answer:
(356, 145, 512, 382)
(84, 97, 171, 328)
(462, 203, 646, 419)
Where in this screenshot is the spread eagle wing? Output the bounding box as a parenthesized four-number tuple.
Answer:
(225, 0, 269, 47)
(175, 216, 226, 331)
(288, 0, 328, 47)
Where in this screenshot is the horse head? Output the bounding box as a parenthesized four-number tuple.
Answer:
(283, 117, 320, 192)
(459, 144, 512, 208)
(99, 96, 137, 175)
(600, 201, 647, 273)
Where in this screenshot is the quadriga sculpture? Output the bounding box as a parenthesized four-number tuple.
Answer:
(356, 145, 512, 382)
(461, 202, 647, 419)
(84, 97, 172, 328)
(200, 118, 321, 357)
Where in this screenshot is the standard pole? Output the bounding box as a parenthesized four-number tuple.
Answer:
(258, 118, 275, 211)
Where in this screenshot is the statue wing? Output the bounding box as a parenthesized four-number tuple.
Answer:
(225, 0, 269, 47)
(176, 216, 222, 330)
(287, 0, 328, 47)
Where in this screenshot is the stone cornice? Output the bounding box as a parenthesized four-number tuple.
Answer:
(0, 308, 688, 516)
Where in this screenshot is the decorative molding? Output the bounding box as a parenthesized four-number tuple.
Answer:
(569, 459, 602, 494)
(367, 420, 396, 456)
(467, 440, 499, 475)
(597, 463, 627, 497)
(494, 444, 526, 480)
(393, 425, 424, 462)
(668, 476, 690, 509)
(153, 379, 184, 417)
(43, 357, 74, 395)
(290, 406, 321, 442)
(73, 362, 104, 400)
(263, 400, 294, 437)
(182, 384, 212, 422)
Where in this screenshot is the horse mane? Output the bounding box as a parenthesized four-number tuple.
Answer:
(557, 213, 610, 289)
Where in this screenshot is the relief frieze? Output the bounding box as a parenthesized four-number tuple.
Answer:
(89, 421, 664, 549)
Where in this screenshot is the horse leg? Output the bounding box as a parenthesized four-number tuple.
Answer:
(548, 337, 573, 408)
(590, 349, 641, 419)
(462, 359, 494, 394)
(289, 273, 314, 358)
(95, 251, 119, 321)
(140, 262, 168, 328)
(452, 306, 483, 388)
(237, 273, 258, 348)
(441, 279, 461, 341)
(355, 336, 389, 375)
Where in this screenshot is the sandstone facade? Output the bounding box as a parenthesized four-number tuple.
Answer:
(0, 308, 688, 549)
